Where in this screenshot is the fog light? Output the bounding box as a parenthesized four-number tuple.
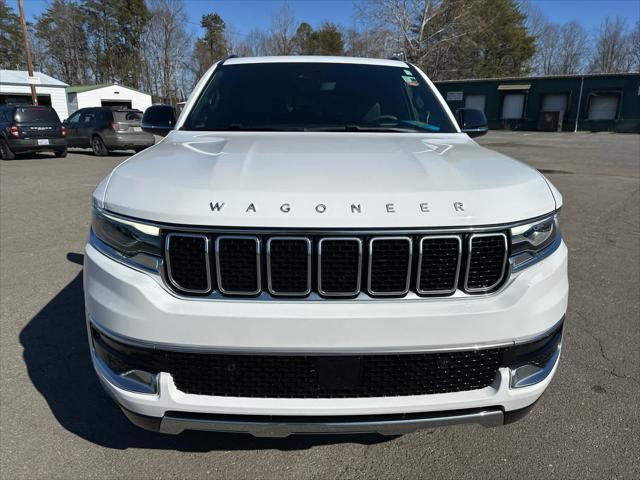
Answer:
(509, 325, 563, 388)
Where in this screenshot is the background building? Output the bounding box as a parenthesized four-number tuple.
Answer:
(66, 83, 152, 114)
(436, 73, 640, 133)
(0, 70, 69, 120)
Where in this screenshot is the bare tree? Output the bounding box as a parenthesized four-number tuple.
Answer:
(141, 0, 191, 102)
(630, 21, 640, 71)
(589, 17, 633, 73)
(555, 21, 588, 74)
(263, 2, 297, 55)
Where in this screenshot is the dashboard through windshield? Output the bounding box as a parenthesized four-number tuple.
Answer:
(183, 62, 457, 133)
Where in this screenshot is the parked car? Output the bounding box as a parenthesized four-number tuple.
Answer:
(64, 107, 155, 156)
(0, 104, 67, 160)
(86, 56, 567, 436)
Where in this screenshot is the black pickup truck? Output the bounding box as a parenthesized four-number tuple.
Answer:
(0, 104, 68, 160)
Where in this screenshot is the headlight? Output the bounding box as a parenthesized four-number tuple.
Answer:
(91, 207, 162, 271)
(510, 213, 561, 272)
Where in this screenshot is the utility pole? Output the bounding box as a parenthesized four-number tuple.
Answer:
(17, 0, 38, 105)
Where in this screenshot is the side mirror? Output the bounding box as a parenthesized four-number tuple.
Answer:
(142, 105, 176, 137)
(456, 108, 488, 138)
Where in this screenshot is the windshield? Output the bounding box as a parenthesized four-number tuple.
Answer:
(14, 107, 60, 124)
(183, 62, 456, 133)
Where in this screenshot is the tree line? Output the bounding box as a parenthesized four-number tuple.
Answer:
(1, 0, 638, 104)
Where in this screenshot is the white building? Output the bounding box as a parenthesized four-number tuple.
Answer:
(0, 70, 69, 120)
(66, 83, 152, 114)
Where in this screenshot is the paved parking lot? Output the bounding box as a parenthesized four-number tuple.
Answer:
(1, 133, 639, 479)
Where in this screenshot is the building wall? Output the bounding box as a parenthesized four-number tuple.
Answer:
(436, 73, 640, 133)
(0, 84, 69, 120)
(73, 85, 152, 112)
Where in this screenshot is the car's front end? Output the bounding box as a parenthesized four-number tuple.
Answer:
(83, 57, 568, 436)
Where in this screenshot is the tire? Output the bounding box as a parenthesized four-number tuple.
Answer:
(54, 148, 68, 158)
(91, 136, 109, 156)
(134, 147, 146, 153)
(0, 139, 15, 160)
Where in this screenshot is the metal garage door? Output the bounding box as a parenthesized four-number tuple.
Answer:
(542, 93, 568, 112)
(588, 94, 618, 120)
(465, 95, 486, 112)
(502, 94, 525, 119)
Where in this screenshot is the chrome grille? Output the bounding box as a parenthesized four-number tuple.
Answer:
(318, 238, 362, 296)
(417, 235, 462, 294)
(215, 236, 261, 295)
(367, 237, 412, 296)
(163, 230, 510, 298)
(165, 233, 211, 293)
(465, 233, 508, 292)
(267, 237, 312, 296)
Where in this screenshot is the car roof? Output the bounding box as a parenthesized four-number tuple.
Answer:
(224, 55, 409, 68)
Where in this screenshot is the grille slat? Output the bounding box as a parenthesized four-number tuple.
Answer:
(465, 233, 508, 292)
(367, 237, 412, 296)
(417, 236, 462, 295)
(267, 237, 311, 296)
(166, 233, 211, 293)
(216, 236, 261, 295)
(318, 238, 362, 296)
(164, 231, 510, 298)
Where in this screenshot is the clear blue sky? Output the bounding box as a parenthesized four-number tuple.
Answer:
(10, 0, 640, 36)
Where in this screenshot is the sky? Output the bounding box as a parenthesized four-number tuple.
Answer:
(9, 0, 640, 37)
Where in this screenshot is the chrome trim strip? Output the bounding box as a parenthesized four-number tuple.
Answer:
(266, 236, 312, 296)
(92, 351, 158, 395)
(215, 235, 261, 295)
(88, 315, 564, 355)
(367, 236, 413, 297)
(99, 207, 559, 236)
(464, 233, 509, 293)
(510, 344, 561, 388)
(317, 237, 363, 297)
(159, 409, 504, 436)
(165, 233, 212, 294)
(416, 235, 462, 295)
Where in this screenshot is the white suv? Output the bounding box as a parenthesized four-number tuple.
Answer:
(85, 56, 567, 436)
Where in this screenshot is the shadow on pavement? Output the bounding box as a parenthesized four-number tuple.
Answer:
(19, 252, 392, 451)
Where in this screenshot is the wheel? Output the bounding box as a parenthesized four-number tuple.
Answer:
(134, 147, 146, 153)
(91, 136, 109, 156)
(54, 148, 68, 158)
(0, 139, 15, 160)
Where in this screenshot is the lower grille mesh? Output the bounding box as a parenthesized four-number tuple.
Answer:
(93, 328, 505, 398)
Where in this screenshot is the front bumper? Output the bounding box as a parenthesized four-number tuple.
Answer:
(84, 239, 568, 435)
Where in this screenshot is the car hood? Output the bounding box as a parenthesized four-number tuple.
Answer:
(97, 131, 558, 228)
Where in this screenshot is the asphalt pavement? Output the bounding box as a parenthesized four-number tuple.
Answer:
(1, 132, 639, 479)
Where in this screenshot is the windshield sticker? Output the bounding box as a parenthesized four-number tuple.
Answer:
(402, 75, 419, 86)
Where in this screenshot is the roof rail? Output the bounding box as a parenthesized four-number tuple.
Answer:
(218, 54, 239, 66)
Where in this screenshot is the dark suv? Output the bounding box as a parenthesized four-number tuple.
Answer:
(0, 105, 68, 160)
(65, 107, 155, 156)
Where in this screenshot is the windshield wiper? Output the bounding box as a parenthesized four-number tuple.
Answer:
(305, 125, 421, 133)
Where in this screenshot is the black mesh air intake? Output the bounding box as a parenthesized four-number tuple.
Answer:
(216, 237, 260, 294)
(368, 238, 411, 295)
(267, 238, 311, 295)
(417, 236, 461, 294)
(166, 234, 210, 293)
(466, 234, 508, 291)
(318, 239, 361, 295)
